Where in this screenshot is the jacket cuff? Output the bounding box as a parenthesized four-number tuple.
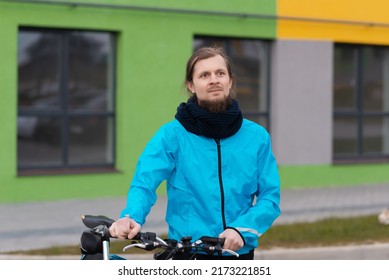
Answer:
(226, 226, 246, 246)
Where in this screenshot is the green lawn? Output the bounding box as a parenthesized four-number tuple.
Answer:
(259, 215, 389, 249)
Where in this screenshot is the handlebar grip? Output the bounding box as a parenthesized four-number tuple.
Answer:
(200, 236, 225, 246)
(132, 232, 141, 240)
(131, 232, 157, 242)
(218, 237, 225, 247)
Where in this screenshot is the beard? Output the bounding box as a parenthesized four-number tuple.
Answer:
(197, 95, 233, 113)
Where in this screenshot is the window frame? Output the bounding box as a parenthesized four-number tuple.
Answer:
(17, 27, 117, 175)
(333, 43, 389, 163)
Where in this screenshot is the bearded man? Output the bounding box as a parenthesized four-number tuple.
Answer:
(109, 47, 281, 260)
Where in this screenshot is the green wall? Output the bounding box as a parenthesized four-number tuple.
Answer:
(0, 0, 277, 203)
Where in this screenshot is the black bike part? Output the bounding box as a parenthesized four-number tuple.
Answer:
(153, 239, 178, 260)
(165, 239, 178, 247)
(92, 224, 111, 240)
(154, 250, 174, 260)
(180, 236, 192, 244)
(81, 214, 115, 229)
(134, 232, 158, 251)
(200, 236, 225, 256)
(200, 236, 225, 246)
(80, 229, 103, 254)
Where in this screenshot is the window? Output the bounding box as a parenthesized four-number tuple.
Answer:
(333, 44, 389, 161)
(17, 28, 116, 173)
(194, 36, 271, 130)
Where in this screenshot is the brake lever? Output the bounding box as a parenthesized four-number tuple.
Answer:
(123, 241, 162, 252)
(222, 249, 240, 257)
(123, 243, 146, 251)
(156, 236, 168, 246)
(194, 239, 239, 257)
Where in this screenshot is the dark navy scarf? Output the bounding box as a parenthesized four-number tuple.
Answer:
(175, 97, 243, 139)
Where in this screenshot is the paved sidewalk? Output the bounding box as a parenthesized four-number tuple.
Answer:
(0, 184, 388, 258)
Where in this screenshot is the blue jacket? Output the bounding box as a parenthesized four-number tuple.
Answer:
(121, 119, 280, 255)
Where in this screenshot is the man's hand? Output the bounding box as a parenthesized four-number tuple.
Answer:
(109, 216, 141, 240)
(219, 228, 244, 252)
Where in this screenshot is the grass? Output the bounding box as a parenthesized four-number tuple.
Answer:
(6, 214, 389, 256)
(259, 215, 389, 249)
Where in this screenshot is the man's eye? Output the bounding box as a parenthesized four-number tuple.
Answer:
(218, 72, 226, 76)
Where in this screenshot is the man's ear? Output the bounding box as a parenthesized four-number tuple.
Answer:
(187, 82, 195, 94)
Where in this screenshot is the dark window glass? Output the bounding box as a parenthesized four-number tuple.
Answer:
(362, 47, 389, 112)
(333, 46, 357, 111)
(194, 36, 270, 131)
(333, 44, 389, 160)
(17, 28, 115, 172)
(68, 32, 113, 112)
(363, 116, 389, 155)
(68, 117, 114, 165)
(333, 116, 358, 156)
(18, 32, 61, 112)
(17, 116, 62, 166)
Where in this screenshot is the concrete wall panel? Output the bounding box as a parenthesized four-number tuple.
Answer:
(271, 40, 333, 165)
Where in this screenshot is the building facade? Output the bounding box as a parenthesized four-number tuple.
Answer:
(1, 0, 388, 202)
(275, 0, 389, 165)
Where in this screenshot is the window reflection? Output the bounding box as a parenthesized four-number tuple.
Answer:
(68, 32, 111, 112)
(362, 47, 389, 112)
(333, 44, 389, 159)
(17, 28, 115, 171)
(333, 117, 358, 156)
(17, 116, 62, 166)
(68, 117, 113, 165)
(363, 117, 389, 155)
(333, 46, 357, 111)
(18, 32, 61, 112)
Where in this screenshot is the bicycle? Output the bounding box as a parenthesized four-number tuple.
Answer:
(79, 214, 239, 260)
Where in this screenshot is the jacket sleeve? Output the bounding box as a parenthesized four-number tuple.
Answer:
(228, 131, 281, 249)
(120, 125, 176, 225)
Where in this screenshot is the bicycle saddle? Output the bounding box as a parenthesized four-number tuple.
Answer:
(81, 214, 115, 229)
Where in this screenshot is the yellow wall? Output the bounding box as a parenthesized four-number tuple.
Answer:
(278, 0, 389, 45)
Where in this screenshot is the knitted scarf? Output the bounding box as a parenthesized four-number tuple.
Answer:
(175, 97, 243, 139)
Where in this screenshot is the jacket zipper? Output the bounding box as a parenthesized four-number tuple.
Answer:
(215, 139, 227, 230)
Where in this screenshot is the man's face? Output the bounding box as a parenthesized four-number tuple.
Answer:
(187, 55, 232, 104)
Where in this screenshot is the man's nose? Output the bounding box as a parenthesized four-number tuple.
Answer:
(209, 73, 219, 83)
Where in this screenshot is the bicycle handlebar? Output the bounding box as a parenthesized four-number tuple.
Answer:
(123, 231, 239, 258)
(80, 214, 239, 259)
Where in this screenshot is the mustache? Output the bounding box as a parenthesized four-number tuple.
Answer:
(208, 86, 224, 91)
